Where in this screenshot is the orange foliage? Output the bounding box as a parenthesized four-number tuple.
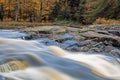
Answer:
(95, 17, 120, 24)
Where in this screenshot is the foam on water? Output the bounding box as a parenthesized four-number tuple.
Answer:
(0, 38, 120, 80)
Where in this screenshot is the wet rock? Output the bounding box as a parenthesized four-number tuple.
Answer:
(65, 45, 80, 51)
(37, 39, 60, 46)
(19, 26, 120, 54)
(78, 28, 95, 33)
(61, 40, 80, 51)
(80, 46, 90, 52)
(79, 40, 93, 46)
(79, 39, 101, 52)
(37, 30, 51, 34)
(67, 27, 79, 32)
(89, 48, 101, 53)
(75, 36, 85, 41)
(21, 26, 66, 35)
(88, 25, 102, 29)
(80, 45, 102, 53)
(81, 31, 120, 47)
(97, 30, 110, 35)
(80, 41, 107, 53)
(110, 49, 120, 53)
(62, 34, 73, 39)
(70, 33, 85, 41)
(110, 49, 120, 57)
(104, 46, 115, 52)
(92, 42, 103, 47)
(108, 30, 120, 37)
(21, 34, 33, 40)
(54, 34, 74, 43)
(95, 25, 102, 29)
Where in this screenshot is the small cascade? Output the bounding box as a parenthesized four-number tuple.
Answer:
(0, 38, 119, 80)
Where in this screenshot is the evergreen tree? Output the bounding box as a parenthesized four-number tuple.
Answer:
(49, 2, 61, 21)
(49, 0, 86, 23)
(84, 0, 119, 24)
(113, 0, 120, 19)
(75, 0, 86, 23)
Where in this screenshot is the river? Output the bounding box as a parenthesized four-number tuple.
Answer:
(0, 30, 120, 80)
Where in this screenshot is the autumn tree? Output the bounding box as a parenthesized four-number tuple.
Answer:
(0, 0, 120, 24)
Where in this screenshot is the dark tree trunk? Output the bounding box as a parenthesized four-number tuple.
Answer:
(0, 3, 4, 21)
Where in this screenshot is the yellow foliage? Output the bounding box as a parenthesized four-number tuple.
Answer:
(0, 0, 57, 22)
(0, 0, 4, 3)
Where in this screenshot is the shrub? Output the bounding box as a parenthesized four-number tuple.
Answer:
(94, 17, 120, 24)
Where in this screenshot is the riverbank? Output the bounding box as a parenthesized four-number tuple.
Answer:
(0, 21, 83, 29)
(0, 22, 55, 29)
(0, 22, 120, 57)
(1, 21, 120, 29)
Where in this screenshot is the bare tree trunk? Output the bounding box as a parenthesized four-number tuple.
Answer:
(40, 0, 42, 22)
(15, 0, 20, 22)
(0, 2, 2, 21)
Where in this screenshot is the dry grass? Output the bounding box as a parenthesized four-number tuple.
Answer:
(1, 20, 119, 30)
(0, 22, 59, 29)
(94, 17, 120, 25)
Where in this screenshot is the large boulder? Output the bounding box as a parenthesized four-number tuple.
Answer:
(81, 31, 120, 47)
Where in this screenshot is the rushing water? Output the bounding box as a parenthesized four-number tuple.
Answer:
(0, 30, 31, 39)
(0, 30, 120, 80)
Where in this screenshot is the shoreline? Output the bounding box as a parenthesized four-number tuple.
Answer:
(0, 23, 120, 58)
(0, 21, 120, 30)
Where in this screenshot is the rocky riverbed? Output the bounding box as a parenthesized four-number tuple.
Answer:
(19, 25, 120, 58)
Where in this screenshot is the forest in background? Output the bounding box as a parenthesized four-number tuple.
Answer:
(0, 0, 120, 24)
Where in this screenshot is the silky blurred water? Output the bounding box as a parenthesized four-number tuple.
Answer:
(0, 30, 120, 80)
(0, 30, 30, 39)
